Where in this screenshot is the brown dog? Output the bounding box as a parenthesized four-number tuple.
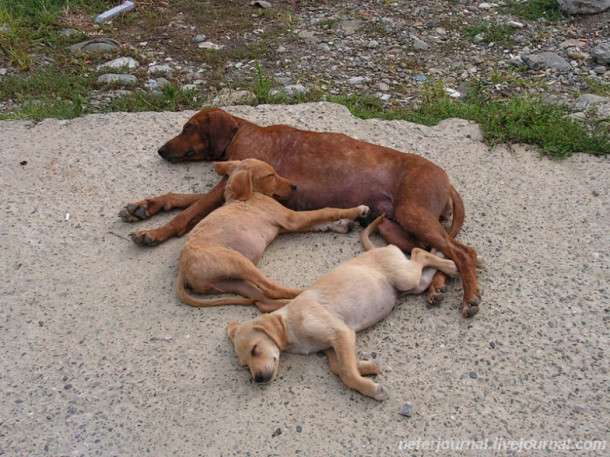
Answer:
(227, 215, 461, 401)
(176, 158, 369, 313)
(120, 108, 482, 317)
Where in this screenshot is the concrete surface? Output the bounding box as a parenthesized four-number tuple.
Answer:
(0, 102, 608, 456)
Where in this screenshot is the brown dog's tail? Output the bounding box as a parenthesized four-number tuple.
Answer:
(448, 185, 465, 238)
(176, 271, 256, 307)
(361, 214, 385, 251)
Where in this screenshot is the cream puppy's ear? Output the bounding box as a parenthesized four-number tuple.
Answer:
(227, 322, 241, 341)
(214, 160, 241, 176)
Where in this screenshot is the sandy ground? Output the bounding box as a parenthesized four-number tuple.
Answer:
(0, 102, 608, 456)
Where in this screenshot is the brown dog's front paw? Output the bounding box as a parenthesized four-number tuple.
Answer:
(374, 383, 389, 401)
(129, 231, 159, 246)
(462, 297, 481, 318)
(119, 203, 149, 222)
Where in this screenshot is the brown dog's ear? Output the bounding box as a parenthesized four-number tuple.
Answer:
(254, 314, 288, 351)
(214, 160, 240, 176)
(209, 110, 238, 159)
(226, 169, 253, 201)
(227, 322, 240, 341)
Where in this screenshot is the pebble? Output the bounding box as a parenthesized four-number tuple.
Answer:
(469, 371, 478, 379)
(192, 34, 207, 43)
(97, 57, 140, 70)
(198, 41, 224, 50)
(97, 74, 138, 85)
(399, 402, 413, 417)
(148, 64, 173, 75)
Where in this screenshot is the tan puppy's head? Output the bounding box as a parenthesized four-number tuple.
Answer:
(214, 159, 296, 202)
(227, 314, 288, 383)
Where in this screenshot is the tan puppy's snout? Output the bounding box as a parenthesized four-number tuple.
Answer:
(291, 183, 297, 191)
(254, 371, 272, 383)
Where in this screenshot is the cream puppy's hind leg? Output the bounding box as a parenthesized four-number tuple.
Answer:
(327, 327, 388, 401)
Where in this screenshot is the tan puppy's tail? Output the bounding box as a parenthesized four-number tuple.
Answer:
(176, 271, 255, 307)
(361, 214, 385, 251)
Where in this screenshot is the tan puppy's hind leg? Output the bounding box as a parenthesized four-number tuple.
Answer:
(328, 329, 388, 401)
(325, 348, 382, 376)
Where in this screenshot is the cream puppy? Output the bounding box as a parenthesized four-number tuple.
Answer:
(228, 215, 461, 400)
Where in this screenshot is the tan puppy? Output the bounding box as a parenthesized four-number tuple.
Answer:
(177, 159, 369, 312)
(228, 215, 461, 401)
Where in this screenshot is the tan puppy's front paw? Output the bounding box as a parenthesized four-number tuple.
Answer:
(358, 205, 370, 218)
(374, 383, 389, 401)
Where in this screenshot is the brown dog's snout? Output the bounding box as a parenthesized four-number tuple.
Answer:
(291, 183, 297, 191)
(158, 145, 168, 158)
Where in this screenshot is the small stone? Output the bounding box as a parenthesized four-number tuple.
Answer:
(97, 74, 138, 85)
(193, 34, 207, 43)
(97, 57, 140, 70)
(412, 36, 431, 50)
(296, 425, 302, 433)
(506, 21, 524, 28)
(478, 3, 495, 10)
(489, 341, 496, 349)
(594, 66, 606, 75)
(376, 82, 390, 92)
(469, 371, 478, 379)
(591, 44, 610, 65)
(198, 41, 224, 50)
(272, 428, 282, 437)
(253, 1, 272, 8)
(148, 64, 173, 75)
(399, 402, 413, 417)
(277, 45, 287, 53)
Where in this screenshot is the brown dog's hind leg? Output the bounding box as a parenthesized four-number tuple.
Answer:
(398, 210, 481, 317)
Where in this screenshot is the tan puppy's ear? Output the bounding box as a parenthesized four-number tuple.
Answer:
(227, 322, 240, 341)
(214, 160, 240, 176)
(254, 314, 288, 350)
(226, 169, 253, 201)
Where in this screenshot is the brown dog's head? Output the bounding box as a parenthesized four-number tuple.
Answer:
(214, 159, 296, 202)
(158, 108, 238, 162)
(228, 314, 287, 383)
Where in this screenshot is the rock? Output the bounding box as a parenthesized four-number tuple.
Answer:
(575, 94, 610, 110)
(69, 38, 120, 54)
(594, 66, 606, 75)
(60, 28, 77, 37)
(557, 0, 610, 15)
(399, 402, 413, 417)
(148, 64, 173, 75)
(97, 74, 138, 85)
(469, 371, 478, 379)
(276, 84, 308, 97)
(198, 41, 224, 50)
(522, 52, 571, 72)
(209, 89, 256, 106)
(506, 21, 525, 29)
(376, 82, 390, 92)
(478, 3, 495, 10)
(347, 76, 369, 86)
(145, 78, 170, 91)
(97, 57, 140, 71)
(252, 1, 272, 8)
(193, 34, 207, 43)
(412, 36, 431, 50)
(340, 20, 366, 35)
(0, 23, 10, 34)
(591, 44, 610, 65)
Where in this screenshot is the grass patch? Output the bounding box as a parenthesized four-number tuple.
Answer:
(504, 0, 566, 22)
(332, 84, 609, 158)
(466, 24, 515, 44)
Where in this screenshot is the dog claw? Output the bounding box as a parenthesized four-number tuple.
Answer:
(462, 298, 481, 318)
(129, 231, 159, 246)
(374, 383, 389, 401)
(119, 204, 149, 222)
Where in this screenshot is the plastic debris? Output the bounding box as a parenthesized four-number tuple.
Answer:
(95, 1, 135, 24)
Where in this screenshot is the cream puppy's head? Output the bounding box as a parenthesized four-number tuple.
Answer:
(228, 314, 287, 383)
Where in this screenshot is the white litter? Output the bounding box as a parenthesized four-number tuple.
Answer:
(94, 1, 135, 25)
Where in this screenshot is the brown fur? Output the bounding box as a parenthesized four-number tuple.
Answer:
(175, 158, 369, 313)
(120, 108, 482, 317)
